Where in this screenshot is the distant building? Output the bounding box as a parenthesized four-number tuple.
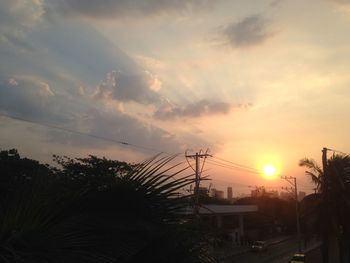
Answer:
(211, 188, 224, 199)
(227, 187, 233, 201)
(298, 191, 306, 201)
(180, 204, 258, 245)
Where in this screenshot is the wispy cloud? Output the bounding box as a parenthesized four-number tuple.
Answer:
(0, 0, 44, 32)
(153, 100, 251, 120)
(222, 14, 274, 48)
(54, 0, 215, 19)
(0, 0, 44, 49)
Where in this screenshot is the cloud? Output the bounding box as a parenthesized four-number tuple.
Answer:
(92, 70, 161, 104)
(153, 100, 233, 120)
(222, 14, 274, 48)
(0, 75, 184, 153)
(0, 2, 212, 156)
(54, 0, 214, 19)
(47, 109, 183, 153)
(329, 0, 350, 4)
(0, 0, 44, 49)
(0, 0, 44, 32)
(0, 76, 64, 123)
(269, 0, 284, 8)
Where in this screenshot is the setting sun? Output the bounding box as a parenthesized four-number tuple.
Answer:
(263, 164, 277, 178)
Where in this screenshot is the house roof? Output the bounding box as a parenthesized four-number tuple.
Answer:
(181, 204, 258, 215)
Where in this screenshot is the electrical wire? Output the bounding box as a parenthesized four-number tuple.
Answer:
(0, 113, 322, 193)
(211, 156, 261, 173)
(1, 113, 179, 155)
(206, 159, 261, 175)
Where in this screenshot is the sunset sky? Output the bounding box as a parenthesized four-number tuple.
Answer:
(1, 0, 350, 195)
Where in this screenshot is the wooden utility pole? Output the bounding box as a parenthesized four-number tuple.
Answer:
(281, 176, 302, 252)
(321, 147, 329, 263)
(185, 151, 211, 216)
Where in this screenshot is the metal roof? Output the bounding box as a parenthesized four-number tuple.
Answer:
(181, 204, 258, 215)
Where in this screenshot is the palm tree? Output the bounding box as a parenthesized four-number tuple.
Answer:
(300, 154, 350, 263)
(0, 151, 217, 263)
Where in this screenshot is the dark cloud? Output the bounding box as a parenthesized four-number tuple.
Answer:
(93, 70, 161, 104)
(223, 14, 274, 48)
(47, 109, 183, 153)
(54, 0, 214, 19)
(1, 15, 160, 104)
(0, 0, 44, 50)
(154, 100, 232, 120)
(0, 1, 211, 155)
(28, 22, 139, 85)
(0, 77, 67, 124)
(0, 0, 44, 32)
(0, 75, 183, 153)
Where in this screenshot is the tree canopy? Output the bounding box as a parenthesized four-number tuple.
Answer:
(0, 149, 216, 263)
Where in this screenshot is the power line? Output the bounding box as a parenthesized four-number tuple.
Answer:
(0, 113, 322, 193)
(206, 159, 261, 175)
(211, 156, 261, 173)
(185, 150, 211, 215)
(0, 113, 285, 177)
(211, 157, 314, 192)
(1, 113, 177, 155)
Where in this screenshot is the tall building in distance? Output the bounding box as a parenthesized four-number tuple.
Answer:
(210, 188, 224, 199)
(227, 187, 233, 201)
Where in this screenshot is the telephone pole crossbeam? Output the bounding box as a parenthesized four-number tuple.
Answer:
(185, 151, 212, 216)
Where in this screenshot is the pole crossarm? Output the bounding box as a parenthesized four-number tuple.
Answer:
(281, 176, 296, 187)
(185, 150, 212, 216)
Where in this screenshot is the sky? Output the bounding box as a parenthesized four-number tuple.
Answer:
(1, 0, 350, 195)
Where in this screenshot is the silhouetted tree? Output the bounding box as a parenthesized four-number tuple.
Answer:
(0, 148, 53, 199)
(52, 154, 135, 192)
(300, 155, 350, 263)
(0, 150, 216, 263)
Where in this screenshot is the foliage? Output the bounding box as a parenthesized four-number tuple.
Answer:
(299, 154, 350, 262)
(0, 150, 217, 263)
(299, 158, 324, 192)
(52, 154, 135, 193)
(0, 149, 53, 199)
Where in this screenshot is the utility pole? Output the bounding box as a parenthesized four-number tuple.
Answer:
(322, 147, 330, 263)
(281, 176, 302, 252)
(185, 150, 211, 216)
